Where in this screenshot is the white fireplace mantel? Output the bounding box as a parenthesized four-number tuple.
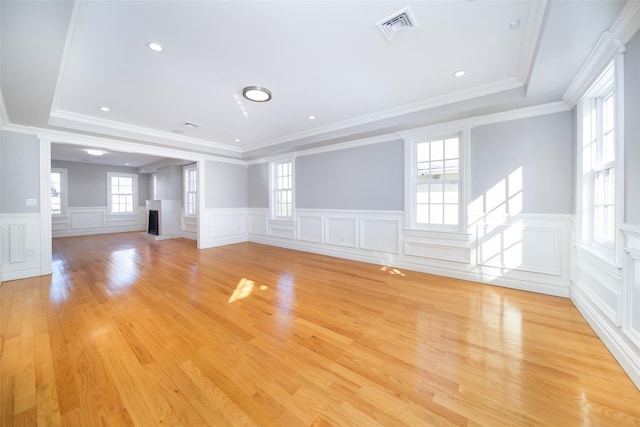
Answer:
(145, 199, 182, 239)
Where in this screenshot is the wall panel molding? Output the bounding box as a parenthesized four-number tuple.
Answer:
(52, 206, 147, 238)
(1, 214, 43, 282)
(9, 224, 25, 263)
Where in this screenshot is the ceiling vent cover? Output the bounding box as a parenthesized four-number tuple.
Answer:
(376, 7, 419, 41)
(182, 121, 201, 129)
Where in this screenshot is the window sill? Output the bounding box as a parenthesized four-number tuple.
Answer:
(575, 243, 622, 277)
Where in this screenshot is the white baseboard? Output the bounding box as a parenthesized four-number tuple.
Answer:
(571, 285, 640, 390)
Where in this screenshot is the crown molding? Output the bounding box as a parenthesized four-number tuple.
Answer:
(48, 110, 242, 155)
(562, 31, 625, 107)
(515, 0, 548, 85)
(244, 77, 524, 152)
(562, 0, 640, 107)
(249, 101, 568, 164)
(397, 101, 569, 140)
(293, 133, 400, 159)
(3, 123, 246, 166)
(610, 0, 640, 46)
(247, 132, 427, 165)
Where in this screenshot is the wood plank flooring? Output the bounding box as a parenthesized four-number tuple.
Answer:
(2, 232, 640, 426)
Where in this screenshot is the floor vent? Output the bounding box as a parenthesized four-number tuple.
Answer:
(375, 7, 419, 41)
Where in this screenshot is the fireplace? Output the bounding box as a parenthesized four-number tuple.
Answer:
(145, 199, 182, 240)
(148, 210, 159, 235)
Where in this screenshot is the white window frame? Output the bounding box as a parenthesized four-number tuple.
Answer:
(269, 157, 295, 220)
(183, 164, 197, 218)
(51, 167, 68, 216)
(107, 172, 138, 215)
(403, 127, 470, 231)
(576, 55, 625, 266)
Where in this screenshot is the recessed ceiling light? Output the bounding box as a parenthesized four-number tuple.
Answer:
(453, 70, 466, 77)
(125, 163, 130, 166)
(308, 115, 316, 120)
(100, 106, 110, 112)
(148, 42, 164, 52)
(85, 149, 105, 156)
(242, 86, 272, 102)
(235, 138, 241, 142)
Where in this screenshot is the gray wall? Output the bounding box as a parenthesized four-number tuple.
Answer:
(625, 29, 640, 225)
(1, 131, 40, 213)
(205, 160, 248, 209)
(51, 160, 147, 207)
(156, 165, 183, 201)
(248, 163, 269, 208)
(296, 139, 404, 210)
(470, 111, 573, 215)
(138, 173, 150, 204)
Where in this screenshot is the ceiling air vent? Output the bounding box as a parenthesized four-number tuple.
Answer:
(375, 7, 419, 41)
(182, 121, 201, 129)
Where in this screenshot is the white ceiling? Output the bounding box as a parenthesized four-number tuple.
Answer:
(0, 0, 628, 162)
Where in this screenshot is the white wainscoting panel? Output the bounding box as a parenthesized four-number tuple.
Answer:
(249, 211, 570, 296)
(625, 248, 640, 348)
(9, 224, 25, 263)
(269, 222, 295, 240)
(248, 209, 268, 236)
(360, 218, 399, 253)
(297, 215, 323, 243)
(571, 223, 640, 390)
(623, 225, 640, 352)
(574, 246, 622, 325)
(208, 212, 246, 237)
(403, 229, 472, 264)
(469, 214, 572, 295)
(52, 206, 147, 238)
(1, 214, 42, 281)
(477, 224, 561, 276)
(181, 214, 197, 240)
(405, 241, 470, 263)
(106, 214, 140, 229)
(199, 208, 248, 248)
(71, 209, 104, 229)
(325, 216, 357, 248)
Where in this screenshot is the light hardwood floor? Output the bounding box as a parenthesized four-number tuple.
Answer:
(1, 232, 640, 426)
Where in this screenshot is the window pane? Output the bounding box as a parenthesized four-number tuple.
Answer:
(444, 204, 458, 225)
(606, 206, 615, 242)
(417, 204, 429, 223)
(417, 142, 430, 162)
(444, 138, 459, 159)
(431, 140, 444, 161)
(431, 161, 444, 178)
(415, 135, 461, 227)
(430, 204, 443, 224)
(430, 184, 443, 203)
(603, 131, 615, 164)
(444, 182, 458, 203)
(417, 183, 429, 203)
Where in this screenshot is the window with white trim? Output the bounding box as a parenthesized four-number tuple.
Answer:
(51, 168, 68, 216)
(578, 57, 624, 260)
(107, 172, 138, 214)
(184, 164, 197, 217)
(405, 129, 469, 230)
(270, 159, 294, 219)
(417, 136, 461, 226)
